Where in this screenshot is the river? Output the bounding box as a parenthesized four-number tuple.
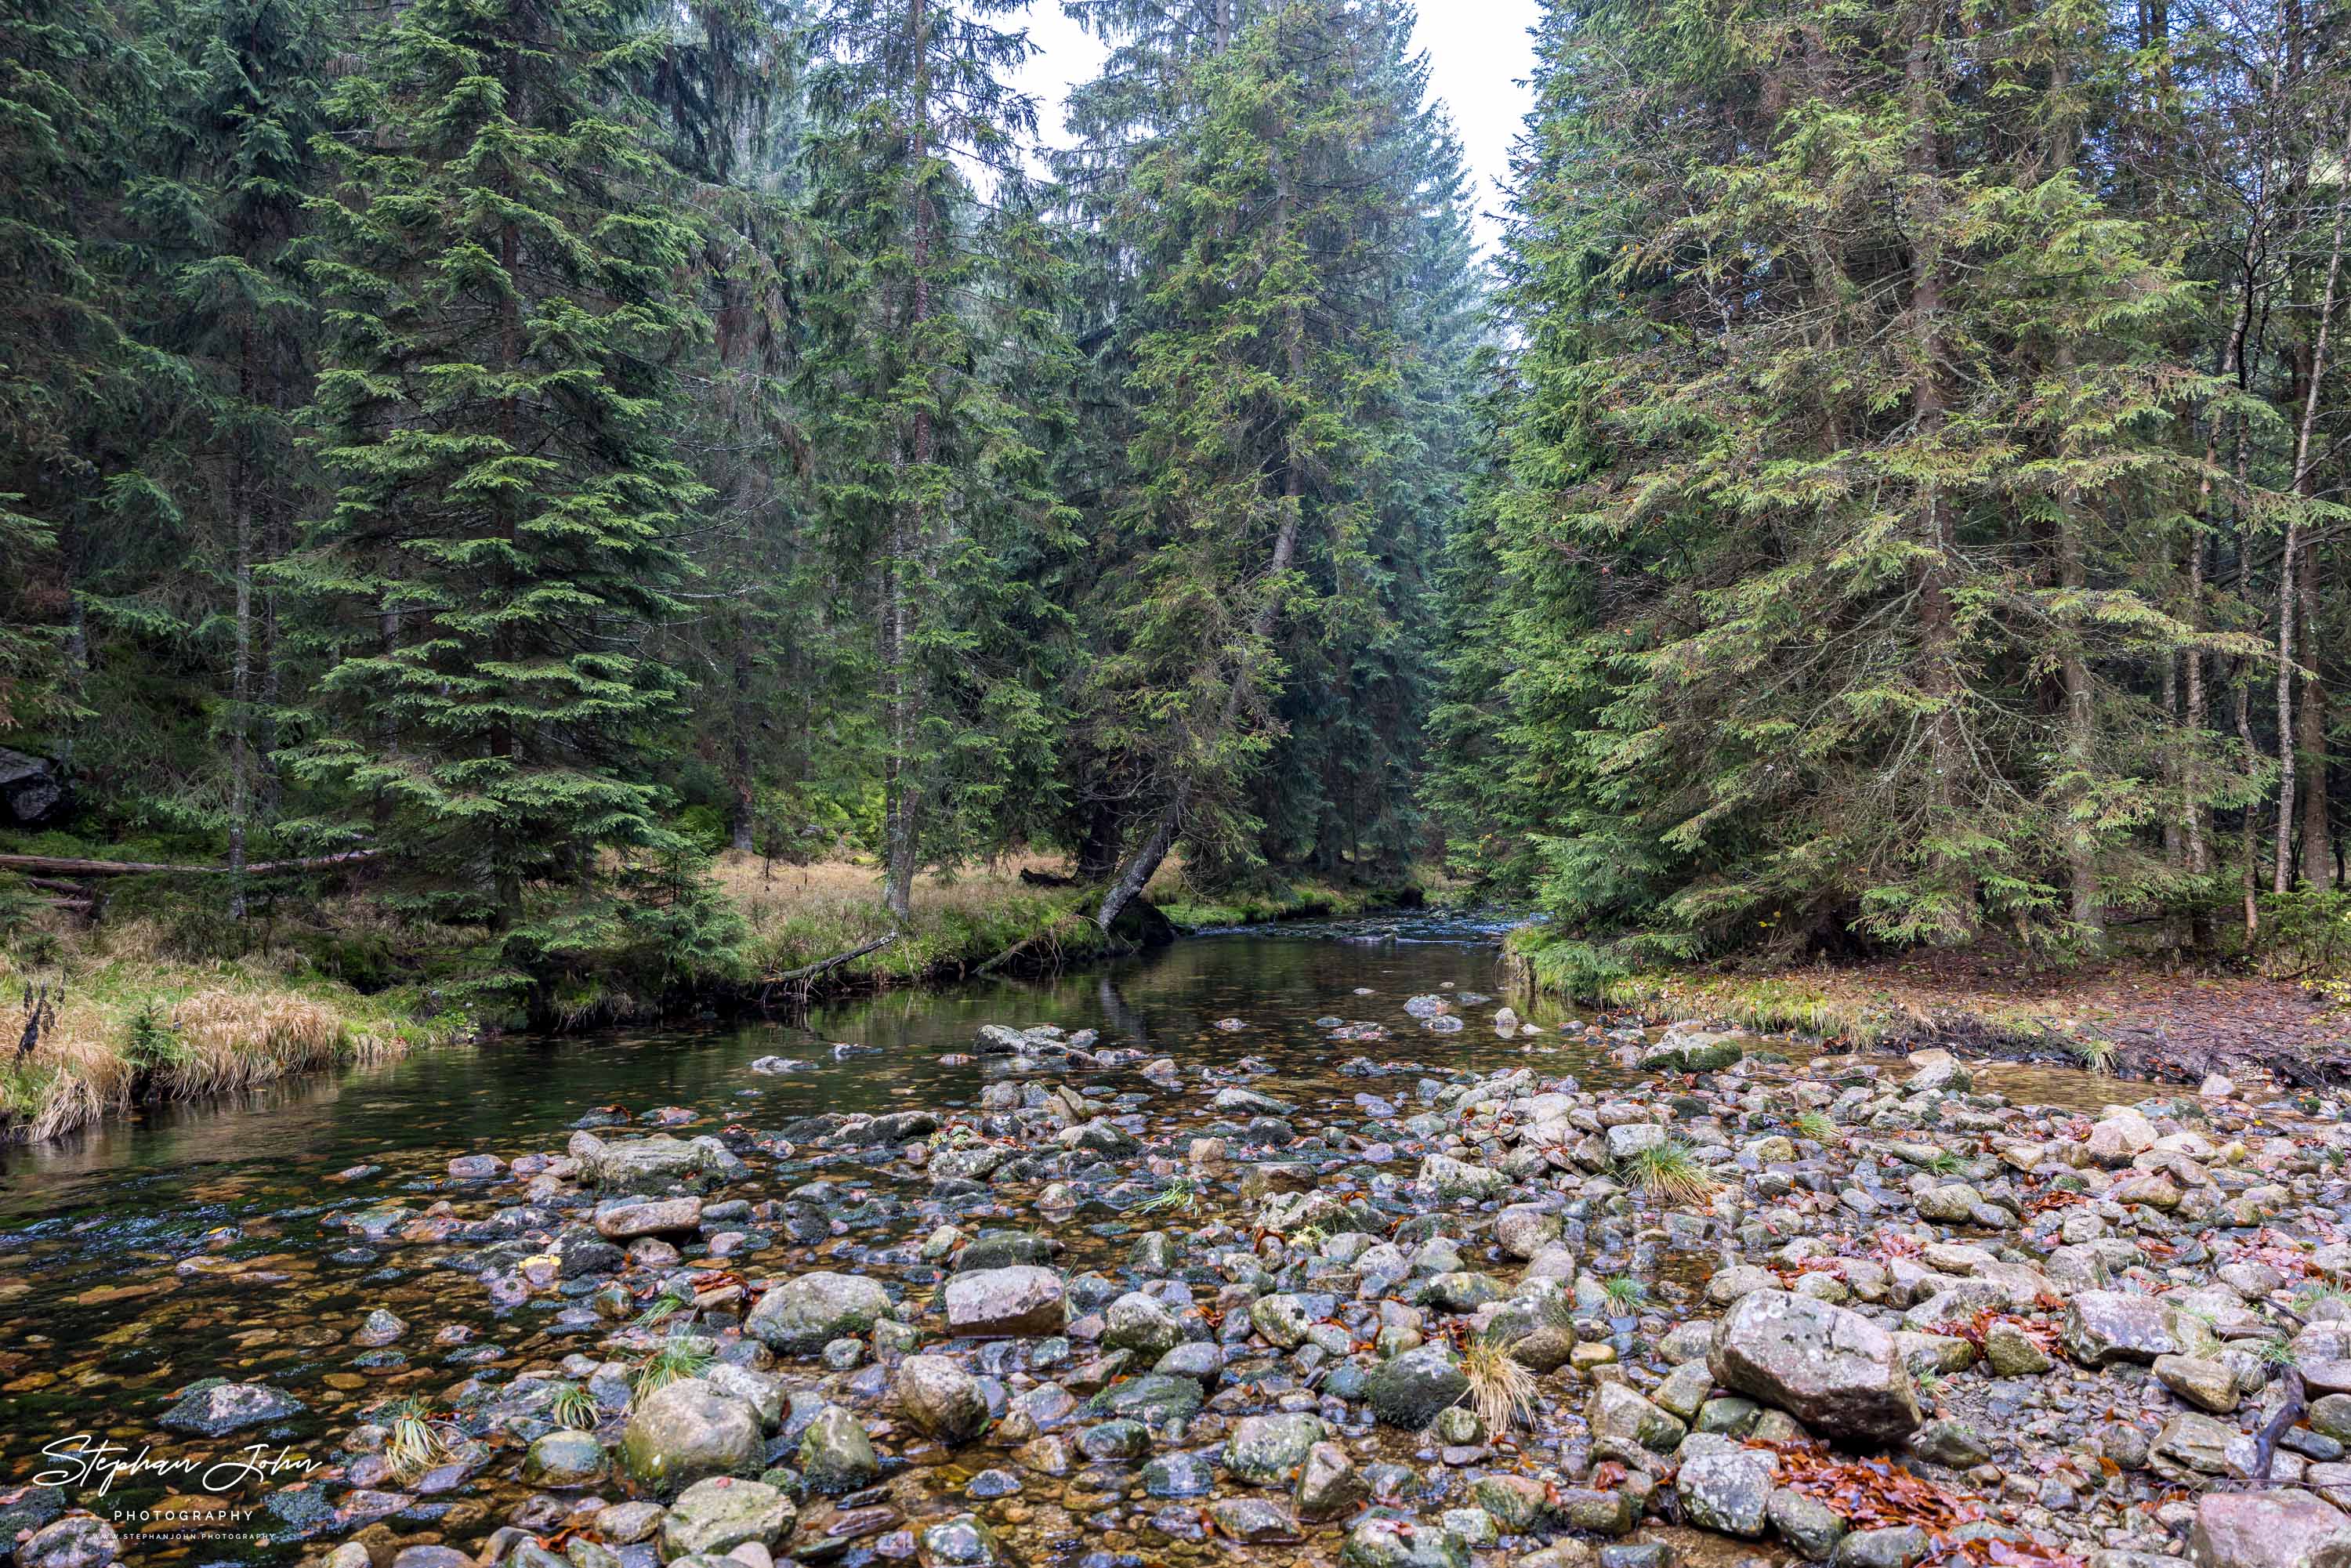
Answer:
(0, 910, 2126, 1566)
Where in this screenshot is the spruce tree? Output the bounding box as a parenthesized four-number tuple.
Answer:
(134, 0, 334, 904)
(1436, 0, 2237, 958)
(0, 0, 166, 738)
(1085, 0, 1460, 924)
(799, 0, 1074, 921)
(285, 0, 725, 990)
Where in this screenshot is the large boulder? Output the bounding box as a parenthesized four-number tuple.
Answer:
(1364, 1345, 1469, 1429)
(746, 1273, 892, 1352)
(1225, 1413, 1327, 1486)
(1708, 1290, 1922, 1444)
(1295, 1441, 1367, 1520)
(1103, 1292, 1186, 1358)
(944, 1266, 1065, 1337)
(1677, 1449, 1777, 1537)
(619, 1378, 763, 1493)
(1418, 1153, 1509, 1201)
(918, 1513, 1011, 1568)
(799, 1404, 882, 1494)
(593, 1196, 702, 1240)
(158, 1382, 304, 1436)
(2063, 1291, 2190, 1367)
(660, 1477, 796, 1559)
(16, 1517, 118, 1568)
(1588, 1382, 1685, 1454)
(0, 748, 64, 826)
(1085, 1374, 1204, 1425)
(520, 1429, 607, 1487)
(895, 1355, 989, 1443)
(2188, 1490, 2351, 1568)
(589, 1135, 710, 1184)
(1339, 1518, 1469, 1568)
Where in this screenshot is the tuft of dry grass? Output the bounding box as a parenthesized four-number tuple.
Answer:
(3, 916, 452, 1143)
(1462, 1333, 1541, 1434)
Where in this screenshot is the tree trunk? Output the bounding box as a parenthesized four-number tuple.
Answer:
(882, 0, 933, 927)
(2186, 520, 2213, 949)
(2280, 136, 2348, 894)
(728, 634, 756, 854)
(228, 444, 253, 920)
(2299, 541, 2331, 885)
(1074, 795, 1123, 882)
(2058, 496, 2099, 942)
(1905, 32, 1971, 940)
(493, 205, 524, 923)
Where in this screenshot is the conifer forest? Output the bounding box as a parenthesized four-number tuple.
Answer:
(16, 8, 2351, 1567)
(3, 0, 2351, 1052)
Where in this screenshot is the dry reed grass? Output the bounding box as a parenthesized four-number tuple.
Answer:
(715, 852, 1113, 984)
(2, 914, 445, 1143)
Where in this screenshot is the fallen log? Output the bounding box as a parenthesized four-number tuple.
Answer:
(0, 848, 380, 878)
(762, 931, 898, 992)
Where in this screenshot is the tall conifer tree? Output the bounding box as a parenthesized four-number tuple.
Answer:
(285, 0, 719, 984)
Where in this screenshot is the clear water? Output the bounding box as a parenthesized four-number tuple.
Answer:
(0, 911, 2120, 1563)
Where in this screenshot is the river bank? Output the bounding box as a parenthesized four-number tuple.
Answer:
(0, 856, 1426, 1143)
(2, 917, 2339, 1568)
(1504, 926, 2351, 1095)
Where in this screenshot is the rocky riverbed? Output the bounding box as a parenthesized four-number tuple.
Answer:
(7, 978, 2351, 1568)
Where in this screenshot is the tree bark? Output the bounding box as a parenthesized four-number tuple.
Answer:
(1074, 794, 1124, 882)
(219, 326, 258, 919)
(2299, 541, 2331, 885)
(1905, 31, 1971, 940)
(2280, 136, 2348, 894)
(728, 635, 756, 854)
(2059, 495, 2099, 942)
(882, 0, 933, 927)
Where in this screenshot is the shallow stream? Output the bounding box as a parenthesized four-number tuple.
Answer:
(0, 911, 2127, 1565)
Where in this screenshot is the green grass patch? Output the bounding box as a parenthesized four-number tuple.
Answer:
(1150, 873, 1422, 929)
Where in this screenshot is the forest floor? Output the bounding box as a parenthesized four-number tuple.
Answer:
(1539, 939, 2351, 1092)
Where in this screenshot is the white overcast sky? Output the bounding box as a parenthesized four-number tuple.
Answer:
(1002, 0, 1540, 249)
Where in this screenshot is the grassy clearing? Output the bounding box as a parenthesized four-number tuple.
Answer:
(717, 853, 1120, 989)
(1143, 865, 1425, 928)
(2, 916, 459, 1142)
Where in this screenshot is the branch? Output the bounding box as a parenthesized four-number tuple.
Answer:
(0, 849, 382, 877)
(763, 931, 898, 987)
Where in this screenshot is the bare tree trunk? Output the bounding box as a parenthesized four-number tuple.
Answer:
(1074, 795, 1123, 882)
(2280, 139, 2348, 894)
(1906, 31, 1972, 940)
(2235, 421, 2260, 940)
(2059, 500, 2099, 941)
(882, 0, 934, 927)
(228, 458, 253, 920)
(2185, 531, 2206, 875)
(728, 635, 756, 854)
(2300, 542, 2332, 885)
(226, 327, 267, 920)
(55, 532, 86, 772)
(2185, 278, 2251, 914)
